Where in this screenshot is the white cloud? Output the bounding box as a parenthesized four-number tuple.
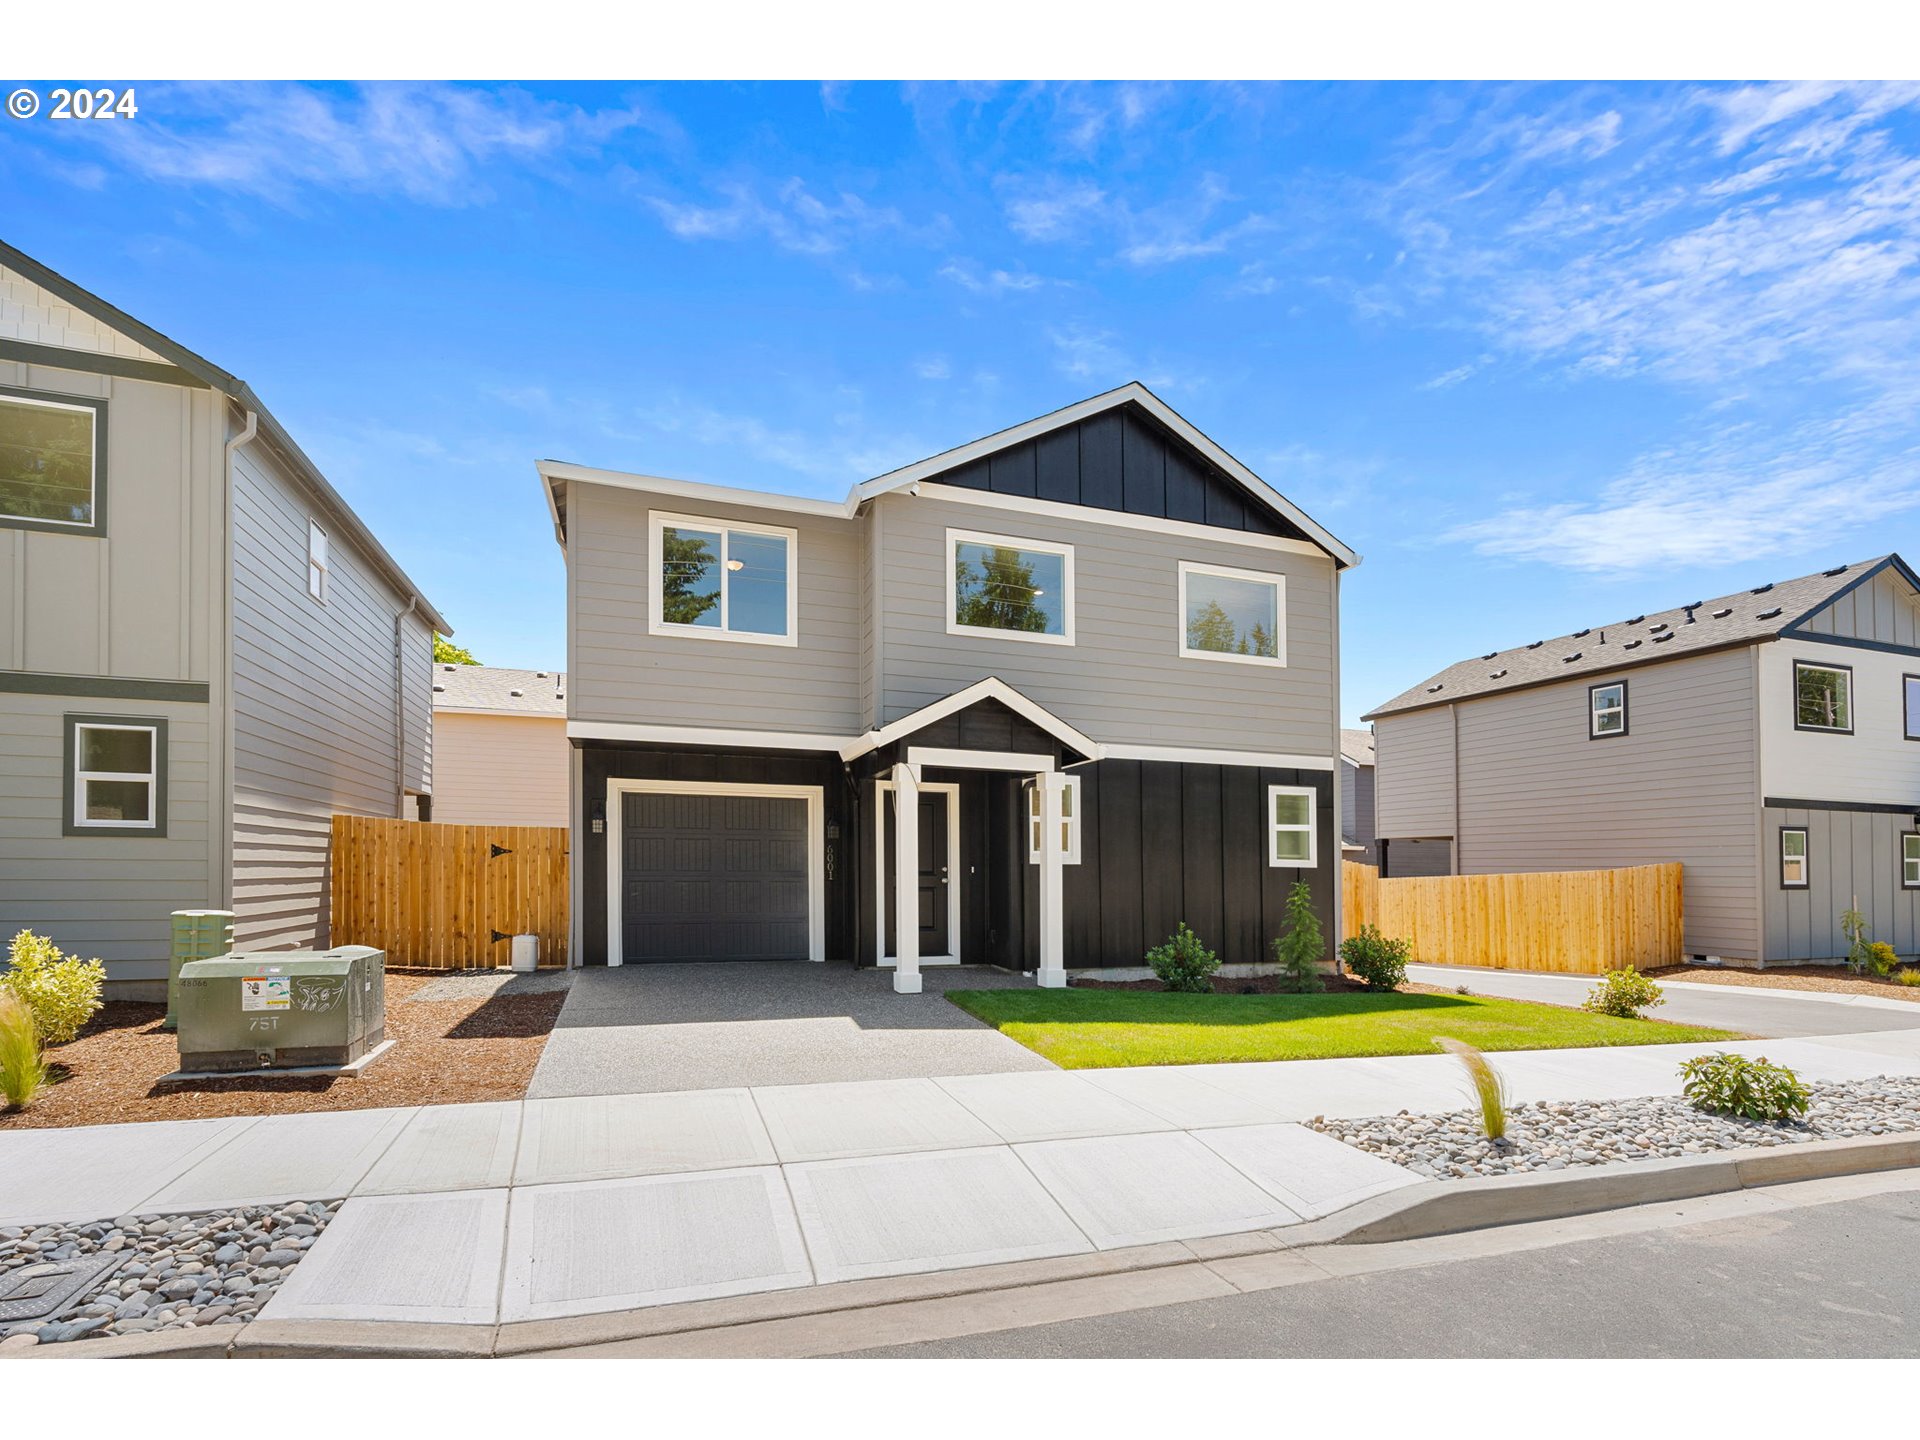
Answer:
(937, 260, 1049, 294)
(913, 355, 951, 380)
(633, 396, 928, 488)
(649, 178, 928, 258)
(999, 177, 1107, 242)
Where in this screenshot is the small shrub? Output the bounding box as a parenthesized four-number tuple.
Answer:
(1841, 904, 1872, 975)
(0, 991, 46, 1111)
(1145, 922, 1220, 994)
(1863, 941, 1899, 978)
(1896, 968, 1920, 988)
(1338, 924, 1411, 992)
(1436, 1037, 1508, 1141)
(1, 930, 106, 1046)
(1581, 965, 1665, 1019)
(1678, 1052, 1809, 1123)
(1270, 880, 1325, 993)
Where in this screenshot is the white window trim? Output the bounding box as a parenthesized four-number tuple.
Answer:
(1024, 773, 1083, 865)
(72, 721, 159, 831)
(1903, 833, 1920, 890)
(1780, 827, 1809, 889)
(876, 779, 963, 964)
(1268, 784, 1317, 868)
(1177, 560, 1288, 668)
(1590, 681, 1626, 738)
(0, 391, 99, 530)
(308, 519, 329, 603)
(647, 510, 799, 648)
(945, 527, 1076, 647)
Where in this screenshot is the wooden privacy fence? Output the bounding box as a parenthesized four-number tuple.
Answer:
(1342, 861, 1683, 974)
(331, 815, 569, 969)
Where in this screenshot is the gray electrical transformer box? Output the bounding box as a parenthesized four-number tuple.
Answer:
(176, 947, 386, 1072)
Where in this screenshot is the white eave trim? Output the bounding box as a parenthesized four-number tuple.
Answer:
(918, 484, 1332, 560)
(568, 720, 857, 751)
(1101, 742, 1337, 772)
(433, 706, 568, 719)
(837, 677, 1102, 763)
(539, 459, 857, 522)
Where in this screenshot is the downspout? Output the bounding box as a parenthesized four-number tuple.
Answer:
(220, 409, 258, 910)
(393, 595, 418, 817)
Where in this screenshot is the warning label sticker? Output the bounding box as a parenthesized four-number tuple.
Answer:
(241, 977, 290, 1011)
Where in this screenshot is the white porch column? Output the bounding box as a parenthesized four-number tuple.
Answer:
(1036, 769, 1067, 988)
(891, 761, 923, 994)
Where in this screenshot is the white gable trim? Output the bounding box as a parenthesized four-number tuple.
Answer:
(838, 677, 1102, 763)
(911, 484, 1330, 559)
(538, 459, 858, 521)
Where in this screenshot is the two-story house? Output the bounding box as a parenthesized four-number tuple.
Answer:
(0, 241, 448, 994)
(540, 384, 1357, 990)
(1367, 555, 1920, 966)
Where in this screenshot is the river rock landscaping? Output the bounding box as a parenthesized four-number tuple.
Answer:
(1311, 1074, 1920, 1179)
(0, 1200, 334, 1348)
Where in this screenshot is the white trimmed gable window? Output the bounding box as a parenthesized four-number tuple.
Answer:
(948, 529, 1073, 645)
(649, 511, 797, 646)
(1, 389, 104, 533)
(1780, 827, 1809, 888)
(1180, 561, 1285, 666)
(1793, 661, 1852, 733)
(308, 520, 329, 602)
(1589, 681, 1626, 738)
(1268, 785, 1316, 868)
(1026, 775, 1082, 864)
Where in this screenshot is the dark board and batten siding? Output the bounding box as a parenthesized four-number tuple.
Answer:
(930, 403, 1307, 540)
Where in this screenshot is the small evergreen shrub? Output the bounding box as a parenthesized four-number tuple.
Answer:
(1145, 922, 1220, 994)
(1678, 1052, 1809, 1123)
(1864, 942, 1900, 978)
(1270, 881, 1324, 992)
(1580, 965, 1664, 1019)
(1, 930, 106, 1046)
(1338, 925, 1411, 992)
(0, 992, 46, 1111)
(1436, 1037, 1509, 1141)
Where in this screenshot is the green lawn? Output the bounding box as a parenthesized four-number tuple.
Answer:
(945, 988, 1744, 1069)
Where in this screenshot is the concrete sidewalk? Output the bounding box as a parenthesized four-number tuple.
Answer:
(8, 1025, 1920, 1332)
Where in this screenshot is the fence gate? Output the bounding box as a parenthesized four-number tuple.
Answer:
(330, 815, 569, 968)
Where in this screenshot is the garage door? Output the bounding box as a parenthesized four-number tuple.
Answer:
(621, 791, 811, 962)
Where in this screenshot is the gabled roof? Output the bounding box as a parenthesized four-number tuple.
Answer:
(431, 664, 566, 716)
(837, 677, 1101, 763)
(538, 383, 1358, 568)
(0, 240, 450, 634)
(1339, 728, 1375, 766)
(1366, 555, 1915, 720)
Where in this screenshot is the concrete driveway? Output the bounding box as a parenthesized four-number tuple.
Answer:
(528, 962, 1055, 1098)
(1409, 964, 1920, 1039)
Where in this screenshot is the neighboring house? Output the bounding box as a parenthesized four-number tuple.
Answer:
(430, 664, 569, 826)
(540, 383, 1358, 989)
(0, 242, 448, 994)
(1366, 555, 1920, 966)
(1338, 727, 1375, 863)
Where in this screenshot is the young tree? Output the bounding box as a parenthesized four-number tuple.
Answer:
(1271, 880, 1325, 992)
(433, 634, 480, 665)
(1186, 598, 1240, 653)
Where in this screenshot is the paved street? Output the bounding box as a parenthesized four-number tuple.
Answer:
(850, 1176, 1920, 1358)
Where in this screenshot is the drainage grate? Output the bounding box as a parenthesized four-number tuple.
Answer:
(0, 1252, 127, 1324)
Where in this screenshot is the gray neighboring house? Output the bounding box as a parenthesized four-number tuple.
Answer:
(540, 383, 1359, 989)
(1367, 555, 1920, 966)
(0, 241, 448, 994)
(1338, 727, 1376, 863)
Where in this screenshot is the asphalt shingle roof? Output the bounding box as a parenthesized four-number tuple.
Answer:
(1365, 557, 1895, 720)
(1340, 728, 1375, 766)
(431, 664, 566, 716)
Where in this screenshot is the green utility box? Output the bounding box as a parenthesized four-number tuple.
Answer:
(175, 947, 386, 1072)
(164, 910, 234, 1032)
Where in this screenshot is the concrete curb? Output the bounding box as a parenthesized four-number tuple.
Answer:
(9, 1132, 1916, 1359)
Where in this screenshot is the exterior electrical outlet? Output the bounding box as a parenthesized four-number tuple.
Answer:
(175, 947, 386, 1071)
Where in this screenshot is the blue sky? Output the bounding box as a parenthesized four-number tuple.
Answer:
(4, 79, 1918, 723)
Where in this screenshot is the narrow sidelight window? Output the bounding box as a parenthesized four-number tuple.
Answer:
(308, 520, 329, 602)
(1905, 674, 1920, 742)
(1025, 775, 1082, 865)
(1268, 785, 1316, 868)
(1589, 680, 1627, 738)
(1780, 827, 1809, 888)
(64, 714, 166, 836)
(1793, 661, 1852, 733)
(0, 388, 106, 534)
(1904, 833, 1920, 890)
(947, 529, 1073, 644)
(649, 511, 797, 645)
(1179, 561, 1286, 666)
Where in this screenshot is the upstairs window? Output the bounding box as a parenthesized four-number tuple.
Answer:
(1268, 785, 1317, 868)
(1905, 674, 1920, 741)
(948, 530, 1073, 644)
(65, 715, 165, 836)
(1025, 775, 1083, 865)
(1180, 562, 1285, 666)
(1780, 827, 1809, 888)
(308, 520, 329, 602)
(649, 511, 796, 645)
(0, 388, 105, 535)
(1793, 661, 1852, 733)
(1905, 833, 1920, 890)
(1589, 681, 1627, 738)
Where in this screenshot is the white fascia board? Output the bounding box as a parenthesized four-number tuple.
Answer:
(1102, 742, 1338, 772)
(907, 746, 1056, 772)
(433, 706, 567, 719)
(838, 677, 1102, 762)
(568, 720, 854, 752)
(918, 484, 1332, 560)
(537, 459, 858, 525)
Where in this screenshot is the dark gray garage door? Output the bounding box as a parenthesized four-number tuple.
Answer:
(622, 791, 810, 962)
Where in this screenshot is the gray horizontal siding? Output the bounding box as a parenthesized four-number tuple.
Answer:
(568, 482, 865, 735)
(873, 492, 1336, 754)
(1373, 705, 1456, 839)
(1766, 805, 1920, 961)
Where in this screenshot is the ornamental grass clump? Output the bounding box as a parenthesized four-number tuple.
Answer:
(1897, 968, 1920, 988)
(0, 991, 47, 1112)
(1678, 1052, 1809, 1123)
(1436, 1036, 1509, 1142)
(1145, 922, 1220, 994)
(1, 929, 106, 1046)
(1580, 965, 1664, 1019)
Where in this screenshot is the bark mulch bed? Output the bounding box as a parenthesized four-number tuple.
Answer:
(1647, 963, 1920, 1003)
(0, 971, 566, 1131)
